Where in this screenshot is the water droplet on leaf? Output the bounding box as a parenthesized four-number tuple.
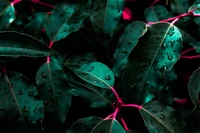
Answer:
(162, 43, 168, 50)
(88, 66, 94, 72)
(158, 113, 165, 120)
(167, 53, 173, 61)
(105, 74, 111, 80)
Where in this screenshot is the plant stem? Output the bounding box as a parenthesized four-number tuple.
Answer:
(112, 108, 119, 120)
(122, 104, 141, 109)
(181, 48, 196, 55)
(111, 87, 120, 100)
(47, 41, 54, 63)
(104, 113, 114, 120)
(11, 0, 54, 8)
(120, 118, 129, 130)
(181, 55, 200, 59)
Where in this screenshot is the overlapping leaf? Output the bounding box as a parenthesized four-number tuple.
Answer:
(0, 31, 56, 57)
(188, 67, 200, 105)
(123, 22, 183, 104)
(188, 3, 200, 15)
(24, 12, 48, 39)
(0, 72, 44, 132)
(36, 62, 72, 126)
(64, 52, 98, 70)
(66, 116, 103, 133)
(66, 70, 115, 108)
(170, 0, 191, 14)
(113, 21, 147, 77)
(144, 5, 168, 22)
(74, 62, 115, 88)
(140, 101, 187, 133)
(91, 119, 126, 133)
(90, 0, 124, 37)
(0, 0, 15, 30)
(44, 2, 90, 42)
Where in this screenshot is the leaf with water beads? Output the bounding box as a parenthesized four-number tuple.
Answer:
(66, 116, 103, 133)
(0, 72, 44, 132)
(188, 3, 200, 15)
(0, 0, 15, 30)
(123, 22, 183, 104)
(113, 21, 147, 77)
(90, 0, 124, 37)
(188, 67, 200, 105)
(140, 101, 187, 133)
(74, 62, 115, 89)
(91, 119, 126, 133)
(36, 62, 72, 127)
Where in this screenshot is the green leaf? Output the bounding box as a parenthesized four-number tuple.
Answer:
(140, 101, 187, 133)
(66, 70, 115, 108)
(44, 2, 89, 42)
(74, 62, 115, 89)
(36, 62, 72, 125)
(188, 3, 200, 15)
(170, 0, 191, 14)
(123, 22, 183, 104)
(113, 21, 147, 77)
(144, 5, 168, 22)
(188, 67, 200, 105)
(0, 31, 56, 57)
(24, 12, 48, 39)
(66, 116, 103, 133)
(91, 119, 126, 133)
(0, 0, 15, 30)
(64, 52, 98, 70)
(0, 72, 44, 132)
(90, 0, 124, 37)
(194, 42, 200, 53)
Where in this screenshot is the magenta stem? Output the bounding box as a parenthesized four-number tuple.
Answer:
(122, 104, 141, 109)
(112, 108, 119, 120)
(120, 118, 129, 130)
(110, 87, 120, 100)
(11, 0, 22, 5)
(181, 55, 200, 59)
(150, 0, 159, 6)
(46, 41, 54, 63)
(181, 48, 196, 55)
(104, 113, 114, 120)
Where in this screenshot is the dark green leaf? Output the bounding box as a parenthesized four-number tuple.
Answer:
(74, 62, 115, 88)
(24, 12, 48, 39)
(123, 22, 183, 104)
(67, 71, 115, 108)
(0, 31, 56, 57)
(91, 119, 126, 133)
(140, 101, 187, 133)
(0, 0, 15, 30)
(194, 42, 200, 53)
(188, 67, 200, 105)
(64, 52, 98, 70)
(66, 116, 103, 133)
(90, 0, 124, 37)
(44, 2, 89, 42)
(170, 0, 191, 14)
(144, 5, 168, 22)
(36, 62, 72, 125)
(113, 21, 147, 77)
(0, 72, 44, 132)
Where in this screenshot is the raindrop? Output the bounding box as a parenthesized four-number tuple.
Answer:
(167, 53, 173, 61)
(158, 113, 165, 120)
(145, 81, 150, 85)
(170, 40, 175, 47)
(28, 91, 33, 97)
(88, 66, 94, 72)
(110, 5, 115, 10)
(172, 129, 176, 133)
(19, 90, 22, 95)
(41, 72, 47, 78)
(93, 80, 99, 84)
(162, 43, 168, 50)
(105, 74, 111, 80)
(152, 109, 157, 113)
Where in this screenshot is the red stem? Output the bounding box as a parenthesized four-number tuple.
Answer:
(181, 55, 200, 59)
(111, 87, 120, 100)
(104, 113, 114, 120)
(11, 0, 54, 8)
(46, 41, 54, 63)
(112, 108, 119, 120)
(181, 48, 196, 55)
(121, 118, 129, 130)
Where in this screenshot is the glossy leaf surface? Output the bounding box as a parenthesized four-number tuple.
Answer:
(123, 22, 183, 104)
(140, 101, 187, 133)
(0, 31, 56, 57)
(113, 21, 147, 77)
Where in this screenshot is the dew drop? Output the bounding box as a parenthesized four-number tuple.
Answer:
(145, 80, 150, 85)
(105, 74, 111, 80)
(167, 53, 173, 61)
(158, 113, 165, 120)
(93, 80, 99, 83)
(28, 91, 33, 97)
(88, 66, 94, 72)
(162, 43, 168, 50)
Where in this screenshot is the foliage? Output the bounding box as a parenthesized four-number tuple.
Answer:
(0, 0, 199, 133)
